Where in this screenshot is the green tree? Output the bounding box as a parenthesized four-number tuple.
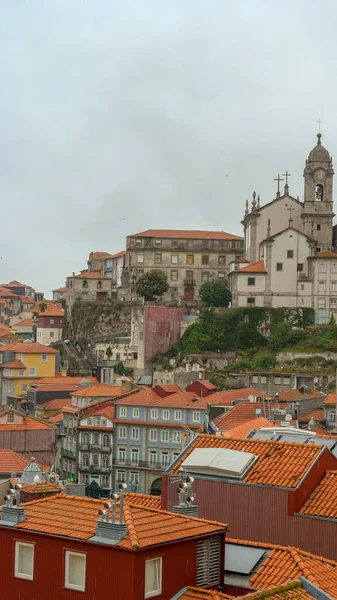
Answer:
(135, 269, 169, 300)
(39, 301, 47, 313)
(198, 281, 232, 307)
(106, 346, 112, 360)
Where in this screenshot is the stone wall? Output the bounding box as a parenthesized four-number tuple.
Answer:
(64, 301, 133, 342)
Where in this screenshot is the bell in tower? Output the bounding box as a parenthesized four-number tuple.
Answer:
(302, 133, 335, 250)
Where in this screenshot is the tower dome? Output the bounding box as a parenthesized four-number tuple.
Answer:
(308, 133, 331, 163)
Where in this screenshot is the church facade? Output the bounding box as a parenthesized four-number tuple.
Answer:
(229, 134, 337, 316)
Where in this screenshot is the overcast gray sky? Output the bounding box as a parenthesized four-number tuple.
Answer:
(2, 0, 337, 296)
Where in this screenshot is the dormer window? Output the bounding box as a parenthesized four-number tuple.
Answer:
(7, 412, 14, 423)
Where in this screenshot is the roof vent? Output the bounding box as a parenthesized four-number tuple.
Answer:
(80, 378, 93, 389)
(171, 470, 198, 517)
(89, 483, 128, 545)
(192, 397, 200, 403)
(181, 447, 257, 479)
(1, 484, 26, 527)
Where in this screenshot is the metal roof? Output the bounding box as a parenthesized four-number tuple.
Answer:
(225, 543, 266, 575)
(181, 447, 257, 479)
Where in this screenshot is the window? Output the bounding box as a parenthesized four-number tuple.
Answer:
(151, 409, 158, 419)
(22, 383, 28, 392)
(186, 270, 194, 284)
(117, 470, 126, 483)
(133, 408, 140, 418)
(315, 184, 323, 201)
(83, 433, 89, 448)
(155, 239, 161, 247)
(274, 376, 281, 385)
(329, 411, 336, 424)
(173, 431, 181, 443)
(154, 254, 162, 264)
(50, 319, 54, 324)
(120, 407, 126, 418)
(172, 240, 178, 247)
(15, 541, 34, 581)
(287, 250, 294, 259)
(161, 430, 169, 442)
(29, 367, 36, 376)
(149, 429, 157, 441)
(201, 272, 209, 282)
(81, 473, 89, 484)
(50, 332, 54, 338)
(187, 255, 194, 265)
(94, 416, 100, 426)
(161, 452, 169, 467)
(7, 411, 14, 424)
(202, 255, 209, 265)
(130, 471, 139, 484)
(102, 455, 109, 468)
(218, 255, 226, 264)
(171, 254, 178, 264)
(145, 557, 162, 598)
(82, 454, 89, 466)
(193, 411, 200, 423)
(319, 263, 326, 273)
(174, 410, 181, 421)
(252, 375, 259, 384)
(137, 268, 144, 277)
(131, 427, 139, 440)
(137, 254, 144, 263)
(300, 284, 305, 291)
(317, 224, 321, 231)
(87, 418, 93, 425)
(332, 282, 337, 292)
(41, 354, 47, 362)
(135, 238, 142, 246)
(163, 409, 169, 420)
(318, 298, 325, 306)
(93, 454, 99, 466)
(93, 432, 99, 444)
(65, 551, 86, 592)
(102, 418, 107, 426)
(149, 450, 157, 465)
(118, 427, 127, 439)
(276, 263, 283, 271)
(171, 270, 178, 281)
(196, 538, 220, 587)
(131, 449, 139, 464)
(283, 377, 290, 385)
(260, 376, 266, 384)
(218, 271, 226, 279)
(101, 475, 109, 486)
(97, 281, 102, 289)
(319, 281, 325, 291)
(82, 280, 88, 289)
(187, 240, 194, 248)
(118, 448, 126, 462)
(316, 248, 321, 254)
(247, 277, 255, 286)
(297, 263, 304, 272)
(18, 353, 24, 362)
(247, 298, 255, 305)
(332, 264, 337, 274)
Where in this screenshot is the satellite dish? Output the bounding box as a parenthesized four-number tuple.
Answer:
(248, 395, 254, 403)
(285, 414, 292, 421)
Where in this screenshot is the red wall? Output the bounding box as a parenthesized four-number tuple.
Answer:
(0, 526, 222, 600)
(0, 429, 56, 466)
(37, 316, 63, 328)
(144, 307, 186, 361)
(186, 381, 216, 398)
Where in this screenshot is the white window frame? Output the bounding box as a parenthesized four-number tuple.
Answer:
(174, 410, 181, 421)
(19, 369, 25, 376)
(161, 430, 169, 442)
(173, 431, 181, 443)
(41, 354, 48, 363)
(118, 426, 127, 439)
(149, 429, 157, 442)
(137, 254, 144, 263)
(145, 557, 162, 598)
(151, 409, 158, 420)
(120, 407, 127, 418)
(133, 407, 140, 418)
(131, 427, 139, 440)
(65, 550, 86, 592)
(29, 367, 36, 377)
(162, 409, 169, 420)
(192, 411, 200, 423)
(15, 541, 34, 581)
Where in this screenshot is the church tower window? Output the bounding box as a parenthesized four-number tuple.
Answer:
(315, 184, 323, 201)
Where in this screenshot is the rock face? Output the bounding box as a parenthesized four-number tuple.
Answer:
(63, 301, 133, 342)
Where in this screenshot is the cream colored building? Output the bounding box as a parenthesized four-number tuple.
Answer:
(66, 271, 111, 308)
(230, 134, 337, 316)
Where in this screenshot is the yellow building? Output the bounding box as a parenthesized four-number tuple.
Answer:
(0, 342, 58, 404)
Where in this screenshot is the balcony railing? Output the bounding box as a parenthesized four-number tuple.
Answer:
(113, 458, 167, 470)
(78, 443, 112, 451)
(90, 464, 111, 473)
(79, 464, 90, 471)
(61, 448, 76, 459)
(184, 279, 196, 286)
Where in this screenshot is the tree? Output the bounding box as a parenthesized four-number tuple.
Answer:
(106, 346, 112, 360)
(135, 269, 169, 301)
(39, 301, 47, 313)
(198, 281, 232, 307)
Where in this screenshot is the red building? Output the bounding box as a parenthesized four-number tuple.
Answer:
(162, 435, 337, 560)
(144, 306, 186, 361)
(186, 380, 217, 398)
(0, 492, 227, 600)
(152, 384, 182, 398)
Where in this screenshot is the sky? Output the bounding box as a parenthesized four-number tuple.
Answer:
(2, 0, 337, 296)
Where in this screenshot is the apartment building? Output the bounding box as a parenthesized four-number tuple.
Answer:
(36, 307, 64, 345)
(77, 405, 115, 488)
(126, 229, 244, 301)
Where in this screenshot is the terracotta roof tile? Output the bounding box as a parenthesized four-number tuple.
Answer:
(123, 493, 161, 510)
(213, 403, 278, 430)
(49, 413, 63, 423)
(72, 384, 124, 398)
(172, 434, 324, 488)
(42, 398, 73, 411)
(235, 581, 316, 600)
(68, 271, 110, 280)
(15, 494, 227, 548)
(176, 586, 232, 599)
(299, 470, 337, 519)
(312, 251, 337, 258)
(222, 417, 272, 438)
(38, 308, 64, 317)
(0, 342, 57, 354)
(211, 388, 265, 406)
(0, 408, 55, 431)
(110, 250, 126, 259)
(131, 229, 243, 240)
(1, 359, 25, 369)
(324, 393, 336, 405)
(153, 384, 182, 394)
(238, 260, 265, 273)
(299, 409, 324, 423)
(13, 319, 34, 328)
(52, 287, 66, 293)
(21, 482, 62, 494)
(0, 450, 31, 473)
(89, 252, 115, 260)
(198, 380, 217, 390)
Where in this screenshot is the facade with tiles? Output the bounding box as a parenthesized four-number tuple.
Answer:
(113, 401, 205, 494)
(126, 229, 244, 302)
(77, 410, 114, 489)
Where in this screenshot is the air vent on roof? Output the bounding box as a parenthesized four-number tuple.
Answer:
(181, 448, 257, 479)
(192, 397, 200, 403)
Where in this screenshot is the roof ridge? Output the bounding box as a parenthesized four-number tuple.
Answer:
(124, 504, 139, 549)
(234, 580, 303, 599)
(129, 504, 228, 529)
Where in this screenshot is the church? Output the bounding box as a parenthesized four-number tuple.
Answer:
(229, 133, 337, 319)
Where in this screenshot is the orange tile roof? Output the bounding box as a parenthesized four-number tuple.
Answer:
(238, 260, 265, 273)
(312, 250, 337, 258)
(69, 271, 110, 280)
(38, 308, 64, 317)
(222, 417, 272, 438)
(110, 250, 126, 259)
(324, 393, 336, 405)
(198, 380, 217, 390)
(131, 229, 243, 240)
(21, 482, 62, 494)
(299, 470, 337, 518)
(0, 342, 57, 354)
(72, 384, 124, 398)
(13, 319, 34, 328)
(15, 495, 227, 548)
(299, 409, 324, 423)
(176, 586, 232, 599)
(42, 398, 73, 411)
(123, 493, 161, 510)
(89, 251, 115, 260)
(210, 388, 265, 406)
(30, 301, 63, 313)
(1, 359, 25, 369)
(235, 581, 315, 600)
(153, 384, 182, 393)
(0, 408, 55, 431)
(7, 280, 25, 286)
(213, 403, 278, 430)
(34, 376, 98, 385)
(0, 450, 31, 473)
(86, 404, 116, 420)
(49, 413, 64, 423)
(0, 323, 13, 333)
(52, 287, 66, 293)
(173, 434, 324, 488)
(20, 297, 35, 304)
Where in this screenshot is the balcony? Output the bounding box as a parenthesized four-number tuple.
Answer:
(61, 448, 76, 459)
(79, 464, 90, 471)
(184, 279, 196, 286)
(90, 464, 111, 473)
(113, 458, 166, 470)
(78, 443, 90, 451)
(101, 444, 112, 452)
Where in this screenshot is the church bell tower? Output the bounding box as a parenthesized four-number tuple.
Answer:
(302, 133, 334, 251)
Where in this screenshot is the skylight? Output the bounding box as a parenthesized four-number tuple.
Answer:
(181, 447, 257, 479)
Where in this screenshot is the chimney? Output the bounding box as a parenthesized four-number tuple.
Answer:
(121, 380, 133, 393)
(1, 484, 26, 527)
(172, 472, 199, 517)
(89, 484, 128, 545)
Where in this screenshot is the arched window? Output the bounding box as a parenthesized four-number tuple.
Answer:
(93, 453, 99, 466)
(93, 432, 99, 445)
(102, 434, 109, 448)
(103, 455, 109, 468)
(82, 280, 88, 289)
(83, 433, 89, 448)
(97, 280, 102, 289)
(315, 184, 323, 201)
(82, 454, 89, 466)
(329, 411, 336, 424)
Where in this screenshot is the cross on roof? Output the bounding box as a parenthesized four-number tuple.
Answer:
(283, 171, 291, 185)
(317, 119, 322, 133)
(274, 174, 284, 198)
